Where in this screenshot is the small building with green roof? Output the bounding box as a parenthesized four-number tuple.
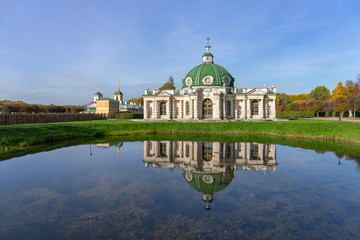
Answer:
(143, 38, 277, 120)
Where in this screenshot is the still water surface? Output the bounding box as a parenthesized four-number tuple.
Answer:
(0, 140, 360, 239)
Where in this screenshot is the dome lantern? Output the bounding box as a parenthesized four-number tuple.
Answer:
(183, 38, 234, 88)
(202, 37, 214, 64)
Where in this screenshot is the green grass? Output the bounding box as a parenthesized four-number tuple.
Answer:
(1, 119, 360, 154)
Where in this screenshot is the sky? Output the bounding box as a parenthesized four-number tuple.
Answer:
(0, 0, 360, 105)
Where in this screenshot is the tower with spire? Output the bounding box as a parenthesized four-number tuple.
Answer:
(113, 79, 123, 102)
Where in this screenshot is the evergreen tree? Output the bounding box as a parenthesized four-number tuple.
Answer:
(159, 76, 175, 90)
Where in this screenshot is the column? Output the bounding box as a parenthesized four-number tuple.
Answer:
(181, 100, 184, 119)
(234, 100, 238, 119)
(272, 99, 277, 119)
(239, 100, 244, 119)
(166, 99, 171, 119)
(174, 100, 177, 119)
(190, 98, 193, 119)
(153, 101, 158, 119)
(259, 98, 264, 119)
(223, 98, 226, 119)
(264, 98, 268, 119)
(247, 99, 251, 119)
(194, 97, 198, 119)
(216, 97, 221, 120)
(143, 99, 147, 119)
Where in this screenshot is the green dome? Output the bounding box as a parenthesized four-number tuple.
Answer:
(182, 63, 234, 88)
(203, 52, 213, 57)
(114, 91, 123, 95)
(182, 171, 233, 195)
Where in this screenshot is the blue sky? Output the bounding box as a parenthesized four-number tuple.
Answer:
(0, 0, 359, 105)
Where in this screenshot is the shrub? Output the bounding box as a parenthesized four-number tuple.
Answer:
(277, 111, 315, 119)
(0, 113, 107, 125)
(117, 113, 143, 119)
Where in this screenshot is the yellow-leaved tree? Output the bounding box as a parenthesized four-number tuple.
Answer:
(332, 82, 348, 117)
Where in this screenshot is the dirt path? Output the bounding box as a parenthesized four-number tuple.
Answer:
(308, 117, 360, 122)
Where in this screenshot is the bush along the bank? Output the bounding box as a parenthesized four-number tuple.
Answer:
(0, 113, 107, 125)
(117, 113, 144, 119)
(277, 111, 315, 119)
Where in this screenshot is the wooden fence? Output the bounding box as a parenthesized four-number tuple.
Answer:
(0, 113, 107, 125)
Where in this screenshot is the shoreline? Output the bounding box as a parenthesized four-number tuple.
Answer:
(1, 119, 360, 154)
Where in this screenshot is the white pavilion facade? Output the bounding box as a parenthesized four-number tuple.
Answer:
(143, 39, 277, 121)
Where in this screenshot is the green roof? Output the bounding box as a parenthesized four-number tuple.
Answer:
(114, 91, 123, 95)
(97, 98, 118, 102)
(80, 109, 96, 113)
(182, 63, 234, 88)
(203, 52, 213, 57)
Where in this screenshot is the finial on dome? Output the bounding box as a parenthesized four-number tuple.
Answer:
(205, 37, 211, 52)
(117, 79, 120, 92)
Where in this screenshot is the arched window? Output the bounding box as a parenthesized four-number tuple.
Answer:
(185, 101, 190, 115)
(160, 101, 166, 115)
(251, 100, 259, 115)
(226, 100, 231, 116)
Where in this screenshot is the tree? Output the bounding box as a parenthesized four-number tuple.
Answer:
(309, 86, 331, 100)
(355, 95, 360, 114)
(345, 80, 359, 97)
(127, 97, 144, 106)
(159, 76, 175, 90)
(332, 82, 349, 117)
(277, 94, 288, 106)
(347, 94, 359, 117)
(313, 100, 323, 117)
(335, 96, 347, 117)
(322, 100, 335, 117)
(332, 82, 348, 99)
(289, 103, 297, 111)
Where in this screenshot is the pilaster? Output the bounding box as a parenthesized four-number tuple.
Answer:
(259, 99, 264, 119)
(234, 100, 238, 119)
(246, 99, 251, 119)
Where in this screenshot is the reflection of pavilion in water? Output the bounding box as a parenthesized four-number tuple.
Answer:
(143, 141, 277, 210)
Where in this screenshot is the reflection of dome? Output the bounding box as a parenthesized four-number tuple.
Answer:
(183, 172, 234, 195)
(183, 171, 234, 210)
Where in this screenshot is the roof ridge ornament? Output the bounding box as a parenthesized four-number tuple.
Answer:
(205, 37, 211, 52)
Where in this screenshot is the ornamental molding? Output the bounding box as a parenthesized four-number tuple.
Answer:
(154, 90, 173, 97)
(247, 88, 266, 95)
(202, 75, 214, 85)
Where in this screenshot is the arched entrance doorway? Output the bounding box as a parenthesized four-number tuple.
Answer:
(202, 98, 213, 119)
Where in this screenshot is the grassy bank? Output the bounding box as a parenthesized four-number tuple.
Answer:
(1, 119, 360, 154)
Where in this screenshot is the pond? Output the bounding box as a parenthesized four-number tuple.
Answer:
(0, 139, 360, 239)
